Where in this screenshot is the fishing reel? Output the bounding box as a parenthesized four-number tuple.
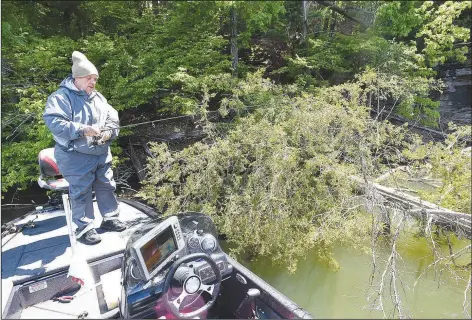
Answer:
(90, 126, 115, 146)
(91, 129, 109, 146)
(91, 135, 103, 146)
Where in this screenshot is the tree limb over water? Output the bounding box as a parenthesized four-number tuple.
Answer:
(364, 169, 471, 319)
(351, 175, 471, 239)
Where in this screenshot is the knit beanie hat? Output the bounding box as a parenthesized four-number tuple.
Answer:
(71, 51, 99, 78)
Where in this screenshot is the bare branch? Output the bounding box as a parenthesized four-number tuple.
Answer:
(114, 163, 136, 191)
(463, 274, 471, 319)
(368, 205, 410, 318)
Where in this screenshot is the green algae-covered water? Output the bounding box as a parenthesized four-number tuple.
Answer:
(225, 233, 471, 319)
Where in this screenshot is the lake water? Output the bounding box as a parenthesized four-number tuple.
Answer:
(227, 233, 471, 319)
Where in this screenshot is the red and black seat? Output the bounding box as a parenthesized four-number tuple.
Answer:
(37, 148, 69, 191)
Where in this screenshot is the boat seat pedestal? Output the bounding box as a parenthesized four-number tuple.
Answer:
(37, 148, 69, 192)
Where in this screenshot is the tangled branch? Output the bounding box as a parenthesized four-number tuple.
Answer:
(463, 274, 471, 319)
(114, 163, 137, 192)
(367, 197, 411, 319)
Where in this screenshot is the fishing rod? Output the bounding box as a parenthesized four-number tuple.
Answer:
(1, 195, 64, 243)
(91, 114, 200, 145)
(1, 203, 63, 245)
(91, 105, 260, 145)
(97, 104, 260, 133)
(98, 114, 198, 132)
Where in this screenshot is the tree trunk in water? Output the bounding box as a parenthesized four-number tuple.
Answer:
(350, 175, 472, 238)
(230, 6, 238, 77)
(128, 140, 146, 181)
(380, 207, 391, 235)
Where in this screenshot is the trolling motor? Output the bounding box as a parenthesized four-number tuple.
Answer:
(0, 200, 56, 239)
(1, 215, 38, 248)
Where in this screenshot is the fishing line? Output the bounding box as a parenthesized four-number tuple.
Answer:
(99, 114, 200, 132)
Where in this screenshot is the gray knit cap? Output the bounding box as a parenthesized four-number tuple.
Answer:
(71, 51, 99, 78)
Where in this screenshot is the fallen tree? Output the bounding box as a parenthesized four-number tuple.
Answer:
(137, 70, 471, 318)
(351, 175, 471, 238)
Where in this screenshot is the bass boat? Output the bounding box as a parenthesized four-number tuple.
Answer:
(1, 148, 313, 319)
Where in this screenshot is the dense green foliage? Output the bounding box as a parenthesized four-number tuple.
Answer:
(138, 69, 402, 269)
(2, 1, 470, 193)
(138, 67, 471, 270)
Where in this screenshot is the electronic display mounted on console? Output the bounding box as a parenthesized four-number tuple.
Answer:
(131, 216, 186, 281)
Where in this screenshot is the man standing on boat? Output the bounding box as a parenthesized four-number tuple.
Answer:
(43, 51, 127, 245)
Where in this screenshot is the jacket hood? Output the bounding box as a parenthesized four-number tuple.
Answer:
(60, 75, 96, 98)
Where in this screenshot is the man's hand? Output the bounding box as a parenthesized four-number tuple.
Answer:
(83, 126, 101, 137)
(100, 129, 112, 142)
(96, 129, 112, 145)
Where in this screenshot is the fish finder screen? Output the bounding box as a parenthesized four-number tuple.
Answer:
(140, 226, 177, 274)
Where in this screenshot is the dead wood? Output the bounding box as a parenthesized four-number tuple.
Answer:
(351, 175, 471, 238)
(374, 166, 408, 183)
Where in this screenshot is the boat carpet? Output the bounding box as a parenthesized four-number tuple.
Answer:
(1, 201, 152, 287)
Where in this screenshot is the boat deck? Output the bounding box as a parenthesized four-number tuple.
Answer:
(1, 201, 153, 316)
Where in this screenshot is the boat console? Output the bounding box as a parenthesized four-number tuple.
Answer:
(129, 216, 186, 281)
(121, 212, 233, 319)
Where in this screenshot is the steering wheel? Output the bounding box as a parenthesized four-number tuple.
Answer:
(162, 253, 222, 319)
